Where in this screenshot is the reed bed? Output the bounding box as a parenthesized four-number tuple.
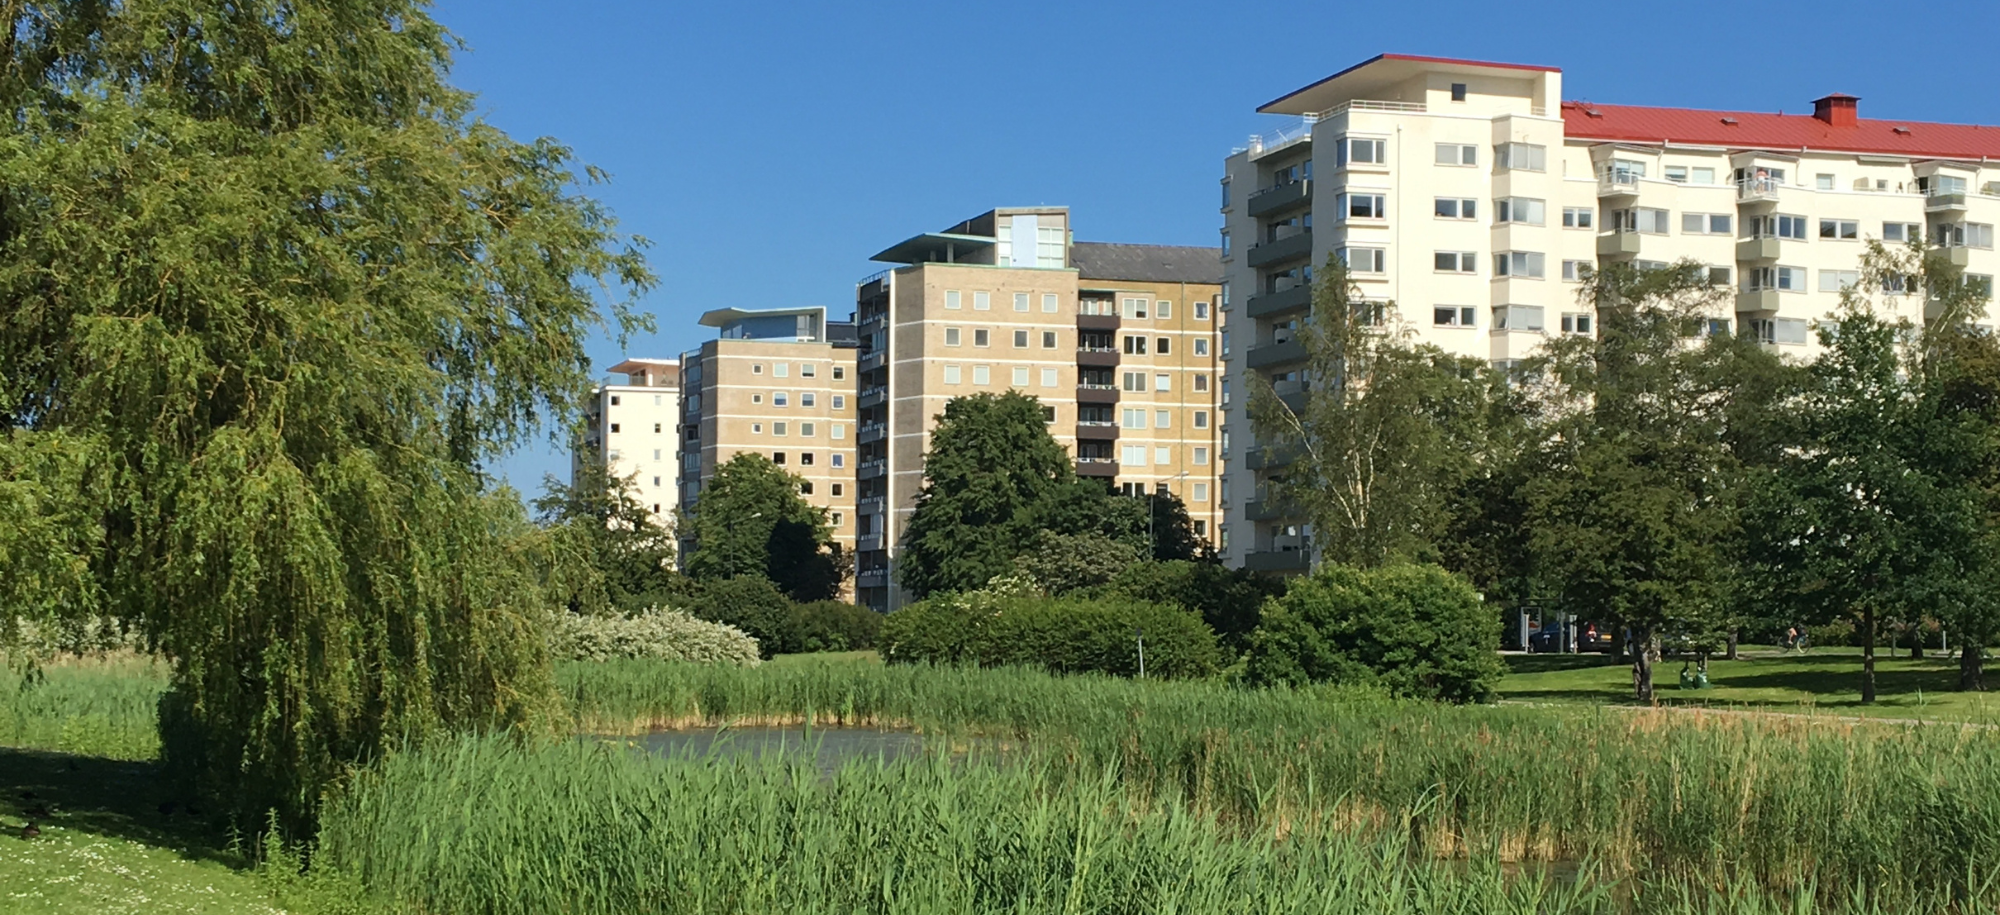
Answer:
(0, 653, 166, 760)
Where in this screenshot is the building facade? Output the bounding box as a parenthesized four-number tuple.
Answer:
(1220, 53, 2000, 571)
(578, 358, 682, 523)
(854, 207, 1223, 611)
(676, 307, 860, 564)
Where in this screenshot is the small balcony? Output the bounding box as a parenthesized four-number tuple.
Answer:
(1244, 549, 1311, 573)
(1247, 179, 1312, 218)
(860, 496, 886, 515)
(1596, 171, 1642, 200)
(1076, 383, 1120, 404)
(1246, 230, 1313, 268)
(1927, 191, 1970, 213)
(1941, 246, 1974, 268)
(1736, 236, 1781, 262)
(858, 385, 887, 409)
(1246, 338, 1308, 369)
(858, 423, 886, 444)
(1737, 177, 1782, 204)
(1736, 289, 1780, 314)
(1244, 443, 1302, 471)
(859, 350, 886, 373)
(1075, 457, 1118, 478)
(1076, 311, 1121, 332)
(1244, 499, 1292, 522)
(1273, 378, 1308, 413)
(858, 459, 886, 480)
(1246, 283, 1312, 319)
(1597, 231, 1644, 257)
(1076, 346, 1120, 368)
(856, 569, 888, 588)
(1075, 421, 1119, 441)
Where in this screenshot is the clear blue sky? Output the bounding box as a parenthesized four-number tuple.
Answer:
(440, 0, 2000, 495)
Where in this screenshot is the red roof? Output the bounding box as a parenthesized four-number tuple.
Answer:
(1562, 101, 2000, 161)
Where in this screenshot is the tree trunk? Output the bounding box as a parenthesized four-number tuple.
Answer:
(1861, 608, 1877, 705)
(1908, 620, 1924, 659)
(1725, 630, 1738, 661)
(1631, 624, 1655, 702)
(1961, 643, 1985, 692)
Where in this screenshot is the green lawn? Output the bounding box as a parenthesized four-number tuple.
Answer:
(1500, 647, 2000, 722)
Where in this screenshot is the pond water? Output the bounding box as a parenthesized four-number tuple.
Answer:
(618, 727, 981, 774)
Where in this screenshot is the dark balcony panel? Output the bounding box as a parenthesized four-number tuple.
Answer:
(1076, 386, 1121, 404)
(1246, 284, 1312, 319)
(858, 461, 887, 481)
(1076, 313, 1121, 332)
(1247, 179, 1312, 218)
(1244, 443, 1304, 471)
(1736, 236, 1781, 262)
(1244, 550, 1311, 573)
(1075, 423, 1119, 441)
(1075, 459, 1119, 478)
(1076, 349, 1120, 368)
(1245, 339, 1307, 369)
(1245, 499, 1295, 522)
(859, 351, 886, 373)
(1246, 230, 1313, 268)
(1597, 231, 1643, 257)
(858, 424, 887, 444)
(858, 386, 887, 409)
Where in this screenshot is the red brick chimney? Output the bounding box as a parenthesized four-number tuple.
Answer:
(1813, 94, 1859, 127)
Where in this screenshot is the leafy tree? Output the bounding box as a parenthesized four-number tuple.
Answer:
(1523, 262, 1779, 700)
(682, 453, 842, 602)
(680, 576, 794, 659)
(1243, 563, 1504, 703)
(1013, 530, 1145, 596)
(899, 392, 1076, 598)
(0, 2, 650, 829)
(1025, 477, 1150, 550)
(1247, 257, 1521, 568)
(1144, 489, 1210, 562)
(533, 459, 682, 613)
(1105, 560, 1282, 652)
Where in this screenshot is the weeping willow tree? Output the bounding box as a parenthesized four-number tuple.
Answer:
(0, 1, 652, 829)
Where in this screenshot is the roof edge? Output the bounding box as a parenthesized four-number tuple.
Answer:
(1258, 53, 1561, 114)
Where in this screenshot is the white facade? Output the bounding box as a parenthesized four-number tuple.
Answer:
(1220, 54, 2000, 571)
(577, 358, 681, 525)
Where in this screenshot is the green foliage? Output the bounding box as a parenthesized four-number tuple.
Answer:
(1245, 563, 1504, 702)
(550, 609, 761, 666)
(783, 600, 882, 654)
(680, 577, 796, 660)
(2, 655, 167, 760)
(533, 461, 682, 614)
(1104, 560, 1282, 652)
(1144, 489, 1211, 562)
(1011, 530, 1144, 596)
(881, 588, 1220, 679)
(683, 454, 843, 602)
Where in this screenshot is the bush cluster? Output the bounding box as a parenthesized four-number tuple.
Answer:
(1244, 563, 1504, 703)
(881, 582, 1219, 679)
(551, 608, 761, 666)
(679, 577, 881, 659)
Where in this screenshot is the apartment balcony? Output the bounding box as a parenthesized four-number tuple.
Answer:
(1075, 421, 1119, 441)
(1597, 231, 1644, 257)
(858, 271, 891, 301)
(1245, 338, 1307, 369)
(1736, 237, 1781, 262)
(856, 536, 883, 554)
(1075, 346, 1120, 368)
(1245, 443, 1302, 471)
(1244, 499, 1293, 522)
(1736, 177, 1782, 204)
(858, 459, 886, 481)
(858, 385, 887, 409)
(1736, 289, 1780, 314)
(860, 496, 886, 515)
(1076, 383, 1120, 404)
(1246, 230, 1313, 268)
(858, 422, 886, 444)
(1273, 379, 1308, 413)
(1076, 312, 1121, 332)
(1926, 191, 1969, 213)
(859, 350, 886, 373)
(1246, 283, 1311, 319)
(1596, 172, 1642, 201)
(1075, 457, 1119, 478)
(856, 569, 888, 588)
(1247, 179, 1312, 218)
(1244, 549, 1311, 573)
(1942, 246, 1974, 268)
(859, 312, 887, 333)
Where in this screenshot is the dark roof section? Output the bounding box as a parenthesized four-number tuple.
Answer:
(1071, 242, 1223, 285)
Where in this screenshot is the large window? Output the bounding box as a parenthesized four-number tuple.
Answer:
(1612, 207, 1671, 234)
(1340, 247, 1387, 273)
(1561, 312, 1594, 335)
(1434, 251, 1478, 274)
(1497, 142, 1546, 172)
(1683, 213, 1733, 235)
(1748, 266, 1807, 292)
(1433, 306, 1476, 327)
(1496, 197, 1546, 225)
(1819, 270, 1860, 292)
(1818, 219, 1859, 240)
(1883, 222, 1921, 243)
(1338, 137, 1386, 166)
(1562, 207, 1593, 229)
(1339, 192, 1386, 220)
(1122, 297, 1149, 319)
(1750, 317, 1810, 345)
(1493, 251, 1546, 278)
(1435, 143, 1478, 166)
(1435, 197, 1477, 220)
(1493, 305, 1545, 331)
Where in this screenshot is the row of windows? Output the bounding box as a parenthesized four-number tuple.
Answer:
(1746, 267, 1994, 296)
(943, 290, 1061, 313)
(1077, 297, 1212, 320)
(749, 421, 849, 439)
(748, 392, 847, 409)
(765, 451, 845, 470)
(1432, 305, 1597, 333)
(604, 394, 669, 407)
(1103, 407, 1213, 430)
(747, 362, 844, 380)
(943, 291, 1215, 322)
(1333, 139, 1548, 172)
(947, 365, 1211, 394)
(603, 421, 671, 435)
(1095, 444, 1213, 470)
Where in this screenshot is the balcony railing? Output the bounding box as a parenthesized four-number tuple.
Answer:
(1078, 344, 1117, 353)
(1078, 382, 1118, 390)
(1737, 177, 1782, 201)
(1597, 171, 1642, 195)
(1078, 419, 1117, 427)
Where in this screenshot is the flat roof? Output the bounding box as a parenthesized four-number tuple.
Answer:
(607, 358, 678, 375)
(869, 232, 995, 265)
(697, 306, 825, 328)
(1260, 53, 1560, 115)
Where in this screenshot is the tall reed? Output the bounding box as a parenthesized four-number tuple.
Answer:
(0, 653, 166, 760)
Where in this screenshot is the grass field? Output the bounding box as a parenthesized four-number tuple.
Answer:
(1500, 647, 2000, 722)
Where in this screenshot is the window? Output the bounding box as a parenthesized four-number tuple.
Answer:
(1193, 410, 1209, 429)
(1968, 274, 1995, 298)
(1157, 301, 1172, 319)
(1193, 447, 1209, 465)
(1493, 305, 1545, 331)
(652, 423, 662, 433)
(1436, 142, 1478, 165)
(1122, 297, 1149, 319)
(751, 423, 762, 434)
(1561, 312, 1593, 335)
(832, 366, 844, 381)
(608, 422, 621, 433)
(1497, 142, 1546, 171)
(832, 395, 845, 410)
(945, 327, 961, 346)
(1012, 329, 1028, 348)
(1340, 247, 1387, 273)
(1819, 219, 1859, 240)
(1122, 371, 1145, 392)
(1819, 270, 1860, 292)
(752, 364, 763, 375)
(1155, 409, 1171, 429)
(652, 449, 661, 460)
(944, 364, 961, 384)
(1709, 266, 1733, 286)
(1155, 374, 1171, 392)
(800, 452, 815, 465)
(1121, 407, 1146, 429)
(1496, 197, 1546, 225)
(1194, 375, 1209, 392)
(773, 392, 788, 408)
(1043, 293, 1059, 313)
(801, 392, 816, 408)
(1751, 317, 1810, 345)
(1434, 251, 1478, 273)
(1154, 446, 1171, 465)
(1816, 174, 1836, 190)
(751, 393, 763, 404)
(1041, 368, 1057, 387)
(800, 363, 816, 378)
(1435, 197, 1478, 220)
(1193, 483, 1210, 502)
(972, 365, 990, 385)
(773, 422, 787, 436)
(1493, 251, 1546, 278)
(1938, 223, 1996, 249)
(1122, 444, 1147, 466)
(1883, 222, 1921, 243)
(1340, 192, 1387, 220)
(1194, 300, 1210, 320)
(1193, 338, 1210, 356)
(1338, 136, 1386, 166)
(1013, 292, 1029, 312)
(1220, 230, 1230, 256)
(1434, 306, 1477, 327)
(773, 363, 788, 378)
(1562, 260, 1590, 282)
(1220, 379, 1229, 404)
(1683, 213, 1733, 235)
(609, 396, 620, 406)
(831, 512, 842, 527)
(832, 483, 844, 497)
(772, 451, 785, 463)
(1751, 214, 1808, 240)
(945, 290, 961, 310)
(1450, 82, 1468, 102)
(1748, 266, 1806, 292)
(831, 423, 846, 439)
(1122, 335, 1148, 355)
(1665, 165, 1688, 183)
(1033, 330, 1052, 349)
(972, 291, 990, 310)
(1042, 406, 1056, 425)
(1562, 207, 1593, 229)
(965, 328, 987, 347)
(1156, 337, 1171, 355)
(1692, 167, 1716, 184)
(1007, 366, 1026, 386)
(1616, 207, 1670, 234)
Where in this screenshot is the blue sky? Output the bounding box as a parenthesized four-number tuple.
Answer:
(440, 0, 2000, 495)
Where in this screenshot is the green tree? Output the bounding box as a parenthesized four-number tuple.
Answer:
(682, 453, 842, 602)
(899, 392, 1077, 598)
(1012, 530, 1145, 596)
(1144, 489, 1210, 562)
(0, 1, 651, 829)
(1247, 257, 1520, 568)
(1105, 559, 1282, 652)
(1243, 563, 1504, 703)
(533, 459, 682, 613)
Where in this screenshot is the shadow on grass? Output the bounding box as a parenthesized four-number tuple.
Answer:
(0, 747, 241, 867)
(1504, 653, 1623, 675)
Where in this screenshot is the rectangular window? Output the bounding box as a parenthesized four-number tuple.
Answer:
(1692, 167, 1716, 184)
(973, 291, 990, 311)
(1819, 270, 1860, 292)
(1635, 208, 1670, 234)
(801, 392, 816, 407)
(1819, 219, 1859, 240)
(1338, 136, 1386, 166)
(1682, 213, 1733, 235)
(1194, 375, 1209, 392)
(1497, 142, 1546, 172)
(1496, 197, 1546, 225)
(773, 392, 789, 408)
(1013, 329, 1028, 348)
(832, 395, 845, 410)
(800, 423, 815, 437)
(1157, 301, 1172, 319)
(773, 363, 789, 378)
(1562, 207, 1593, 229)
(831, 424, 846, 439)
(945, 291, 961, 310)
(1435, 197, 1478, 220)
(1561, 312, 1593, 335)
(1122, 444, 1147, 466)
(1042, 293, 1059, 313)
(800, 364, 816, 378)
(1709, 266, 1733, 286)
(1122, 371, 1145, 392)
(1193, 483, 1210, 502)
(1752, 266, 1807, 292)
(1883, 222, 1921, 243)
(1122, 297, 1148, 319)
(1041, 368, 1057, 387)
(1154, 446, 1171, 465)
(1433, 306, 1477, 327)
(1121, 407, 1145, 429)
(1777, 214, 1808, 240)
(1193, 446, 1209, 465)
(1493, 305, 1545, 331)
(1340, 192, 1386, 220)
(944, 364, 961, 384)
(1562, 259, 1590, 282)
(773, 423, 787, 437)
(1042, 406, 1056, 425)
(1193, 338, 1210, 356)
(1435, 143, 1478, 166)
(832, 366, 844, 380)
(1434, 251, 1478, 273)
(1122, 335, 1147, 355)
(974, 329, 990, 347)
(1012, 366, 1029, 386)
(945, 327, 961, 346)
(1340, 247, 1387, 273)
(1013, 292, 1029, 312)
(1155, 409, 1171, 429)
(1156, 337, 1171, 355)
(1193, 410, 1209, 429)
(1194, 300, 1210, 320)
(1493, 251, 1546, 278)
(772, 451, 785, 462)
(1155, 374, 1171, 392)
(1042, 331, 1057, 348)
(972, 365, 990, 385)
(1665, 165, 1688, 183)
(1816, 174, 1836, 190)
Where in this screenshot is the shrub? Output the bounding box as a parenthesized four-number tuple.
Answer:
(550, 609, 760, 666)
(1244, 563, 1504, 703)
(882, 587, 1219, 679)
(681, 576, 794, 659)
(786, 600, 882, 653)
(1103, 560, 1284, 652)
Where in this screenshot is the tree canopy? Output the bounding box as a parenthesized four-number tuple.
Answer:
(682, 453, 843, 602)
(533, 461, 682, 613)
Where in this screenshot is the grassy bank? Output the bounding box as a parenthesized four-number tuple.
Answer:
(1501, 649, 2000, 722)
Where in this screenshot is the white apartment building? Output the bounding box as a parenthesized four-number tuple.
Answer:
(1219, 53, 2000, 572)
(578, 358, 681, 524)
